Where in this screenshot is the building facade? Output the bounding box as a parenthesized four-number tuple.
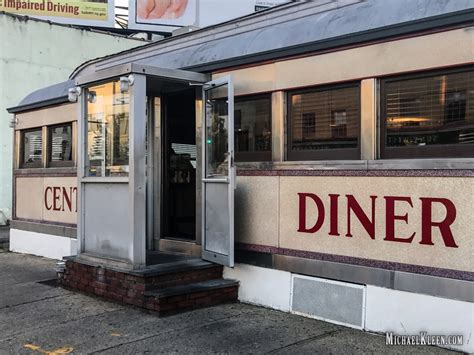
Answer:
(7, 1, 474, 352)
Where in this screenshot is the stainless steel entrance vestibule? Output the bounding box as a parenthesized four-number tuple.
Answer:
(75, 63, 235, 269)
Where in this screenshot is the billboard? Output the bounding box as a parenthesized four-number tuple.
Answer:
(129, 0, 291, 32)
(0, 0, 115, 27)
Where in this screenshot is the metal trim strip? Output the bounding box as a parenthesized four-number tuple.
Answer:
(234, 246, 474, 302)
(236, 243, 474, 282)
(11, 219, 77, 238)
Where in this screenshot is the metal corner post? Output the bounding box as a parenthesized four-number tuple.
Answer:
(77, 90, 86, 254)
(129, 74, 147, 268)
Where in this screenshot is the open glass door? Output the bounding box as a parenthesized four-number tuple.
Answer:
(202, 76, 235, 267)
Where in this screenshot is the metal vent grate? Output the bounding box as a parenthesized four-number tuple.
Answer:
(291, 275, 365, 329)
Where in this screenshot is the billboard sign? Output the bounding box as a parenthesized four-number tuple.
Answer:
(136, 0, 196, 27)
(0, 0, 115, 27)
(128, 0, 290, 32)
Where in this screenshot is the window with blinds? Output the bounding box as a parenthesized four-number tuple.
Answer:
(21, 128, 43, 168)
(288, 84, 360, 160)
(49, 124, 73, 167)
(381, 67, 474, 158)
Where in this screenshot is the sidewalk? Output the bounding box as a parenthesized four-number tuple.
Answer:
(0, 226, 9, 251)
(0, 252, 456, 354)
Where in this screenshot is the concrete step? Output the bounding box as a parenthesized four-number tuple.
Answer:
(143, 279, 239, 315)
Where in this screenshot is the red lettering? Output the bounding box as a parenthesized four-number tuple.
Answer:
(384, 196, 415, 243)
(297, 193, 325, 233)
(44, 187, 53, 210)
(328, 194, 340, 236)
(295, 192, 459, 249)
(62, 187, 72, 212)
(346, 195, 377, 239)
(420, 198, 458, 248)
(53, 187, 61, 211)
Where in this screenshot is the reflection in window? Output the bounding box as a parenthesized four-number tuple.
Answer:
(384, 69, 474, 155)
(86, 81, 129, 177)
(50, 124, 72, 164)
(288, 85, 360, 160)
(22, 129, 43, 167)
(234, 96, 272, 161)
(331, 110, 347, 138)
(205, 96, 228, 177)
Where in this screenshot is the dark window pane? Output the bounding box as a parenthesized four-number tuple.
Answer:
(22, 129, 42, 167)
(234, 96, 272, 161)
(289, 85, 360, 160)
(383, 69, 474, 154)
(50, 125, 72, 162)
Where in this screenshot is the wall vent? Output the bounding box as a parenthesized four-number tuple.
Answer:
(291, 274, 366, 329)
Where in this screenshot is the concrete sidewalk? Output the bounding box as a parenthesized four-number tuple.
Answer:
(0, 226, 9, 251)
(0, 252, 456, 354)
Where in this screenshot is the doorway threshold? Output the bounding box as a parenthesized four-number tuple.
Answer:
(158, 239, 201, 257)
(146, 250, 194, 266)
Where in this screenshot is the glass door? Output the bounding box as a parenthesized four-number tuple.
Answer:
(202, 76, 235, 267)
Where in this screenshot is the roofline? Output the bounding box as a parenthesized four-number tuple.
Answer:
(68, 1, 301, 79)
(7, 96, 70, 114)
(69, 5, 474, 79)
(7, 6, 474, 114)
(184, 8, 474, 73)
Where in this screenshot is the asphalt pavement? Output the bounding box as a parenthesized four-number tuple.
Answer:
(0, 252, 457, 354)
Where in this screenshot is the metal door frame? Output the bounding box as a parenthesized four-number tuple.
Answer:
(75, 63, 208, 266)
(201, 75, 235, 267)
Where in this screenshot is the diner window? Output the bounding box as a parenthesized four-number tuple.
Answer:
(49, 124, 73, 167)
(381, 67, 474, 158)
(234, 95, 272, 161)
(21, 128, 43, 168)
(288, 84, 360, 160)
(86, 80, 129, 177)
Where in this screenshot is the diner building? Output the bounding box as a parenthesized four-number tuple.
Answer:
(7, 0, 474, 352)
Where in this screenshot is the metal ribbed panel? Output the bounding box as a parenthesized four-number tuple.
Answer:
(291, 275, 365, 329)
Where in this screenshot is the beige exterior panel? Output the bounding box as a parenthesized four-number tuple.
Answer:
(214, 27, 474, 96)
(15, 177, 44, 221)
(279, 176, 473, 273)
(235, 176, 279, 247)
(15, 103, 76, 130)
(15, 176, 77, 225)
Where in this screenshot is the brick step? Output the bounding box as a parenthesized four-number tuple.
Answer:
(137, 259, 224, 289)
(143, 279, 239, 315)
(59, 257, 238, 316)
(62, 258, 224, 292)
